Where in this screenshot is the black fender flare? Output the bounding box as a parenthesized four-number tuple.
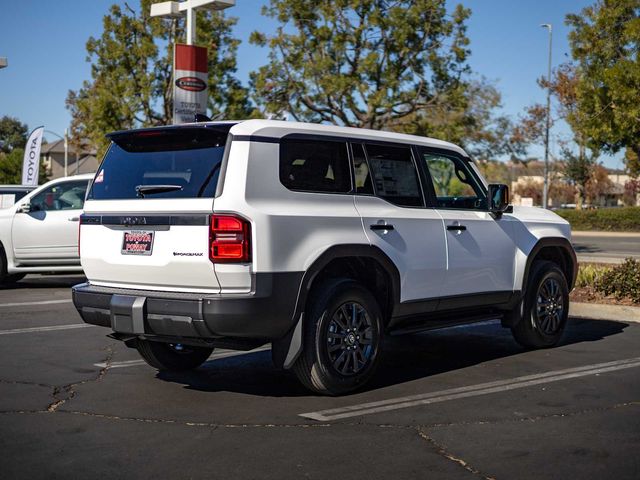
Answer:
(272, 244, 401, 369)
(521, 237, 577, 293)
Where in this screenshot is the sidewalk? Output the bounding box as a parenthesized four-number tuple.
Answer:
(571, 302, 640, 323)
(572, 230, 640, 238)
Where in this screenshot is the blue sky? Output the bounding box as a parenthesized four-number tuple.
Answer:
(0, 0, 621, 168)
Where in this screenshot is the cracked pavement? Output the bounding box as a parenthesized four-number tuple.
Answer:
(1, 275, 639, 479)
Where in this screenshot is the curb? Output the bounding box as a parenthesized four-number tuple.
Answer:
(570, 302, 640, 324)
(572, 231, 640, 238)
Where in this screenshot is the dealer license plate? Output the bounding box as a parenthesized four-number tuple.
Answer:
(121, 230, 154, 256)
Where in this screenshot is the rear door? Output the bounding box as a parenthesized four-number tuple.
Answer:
(352, 142, 447, 308)
(12, 179, 89, 264)
(80, 126, 232, 293)
(417, 147, 517, 299)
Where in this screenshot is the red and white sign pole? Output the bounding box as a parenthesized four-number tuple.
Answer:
(150, 0, 235, 124)
(173, 44, 208, 124)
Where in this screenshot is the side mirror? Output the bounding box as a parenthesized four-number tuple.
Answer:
(16, 203, 31, 214)
(488, 184, 510, 214)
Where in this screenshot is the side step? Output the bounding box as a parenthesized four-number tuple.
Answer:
(388, 313, 503, 336)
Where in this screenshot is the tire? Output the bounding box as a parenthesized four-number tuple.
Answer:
(293, 278, 384, 395)
(4, 273, 26, 284)
(511, 261, 569, 349)
(134, 339, 214, 371)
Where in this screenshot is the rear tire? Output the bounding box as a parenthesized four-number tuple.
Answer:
(134, 339, 214, 371)
(511, 261, 569, 349)
(293, 278, 384, 395)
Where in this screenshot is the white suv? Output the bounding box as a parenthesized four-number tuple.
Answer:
(0, 174, 94, 284)
(73, 120, 577, 395)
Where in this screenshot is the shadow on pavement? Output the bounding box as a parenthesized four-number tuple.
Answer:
(0, 275, 86, 290)
(156, 318, 629, 397)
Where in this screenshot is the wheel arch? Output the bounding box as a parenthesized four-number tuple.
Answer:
(292, 244, 401, 324)
(522, 237, 577, 293)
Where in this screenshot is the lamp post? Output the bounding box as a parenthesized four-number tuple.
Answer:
(150, 0, 235, 45)
(541, 23, 553, 209)
(44, 129, 69, 177)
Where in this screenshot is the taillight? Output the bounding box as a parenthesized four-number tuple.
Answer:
(209, 214, 251, 263)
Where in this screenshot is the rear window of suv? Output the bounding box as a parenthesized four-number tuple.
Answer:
(88, 125, 232, 200)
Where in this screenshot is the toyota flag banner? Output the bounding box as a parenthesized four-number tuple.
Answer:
(22, 126, 44, 186)
(173, 44, 208, 124)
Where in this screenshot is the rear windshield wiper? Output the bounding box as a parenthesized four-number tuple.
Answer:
(135, 184, 183, 198)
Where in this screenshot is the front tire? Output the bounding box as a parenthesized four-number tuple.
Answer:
(293, 279, 384, 395)
(511, 261, 569, 349)
(134, 339, 214, 371)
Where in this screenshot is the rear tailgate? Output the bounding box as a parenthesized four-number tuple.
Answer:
(80, 125, 232, 294)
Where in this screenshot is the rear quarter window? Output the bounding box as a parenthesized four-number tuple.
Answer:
(279, 138, 351, 194)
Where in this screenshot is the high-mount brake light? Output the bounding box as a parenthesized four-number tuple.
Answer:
(209, 214, 251, 263)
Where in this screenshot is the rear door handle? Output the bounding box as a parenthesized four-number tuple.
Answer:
(446, 224, 466, 231)
(68, 217, 80, 222)
(370, 224, 394, 231)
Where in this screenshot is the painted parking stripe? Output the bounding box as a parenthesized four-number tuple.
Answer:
(300, 357, 640, 422)
(94, 345, 271, 369)
(0, 299, 72, 308)
(0, 324, 93, 335)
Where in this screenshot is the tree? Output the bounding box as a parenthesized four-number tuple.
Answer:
(624, 148, 640, 178)
(586, 164, 614, 205)
(0, 116, 28, 153)
(397, 78, 520, 161)
(561, 146, 597, 209)
(250, 0, 472, 130)
(67, 0, 255, 153)
(0, 148, 48, 185)
(566, 1, 640, 173)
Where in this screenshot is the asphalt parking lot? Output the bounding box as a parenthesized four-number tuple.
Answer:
(1, 276, 639, 480)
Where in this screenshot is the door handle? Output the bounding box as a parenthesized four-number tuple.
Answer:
(68, 217, 80, 222)
(370, 224, 394, 231)
(447, 224, 466, 231)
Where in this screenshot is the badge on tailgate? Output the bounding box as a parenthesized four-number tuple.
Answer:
(121, 230, 154, 255)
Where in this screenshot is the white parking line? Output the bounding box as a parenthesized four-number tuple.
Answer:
(300, 357, 640, 422)
(94, 345, 271, 369)
(0, 299, 72, 308)
(0, 324, 93, 335)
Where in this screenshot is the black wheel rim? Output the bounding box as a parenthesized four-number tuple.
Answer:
(535, 278, 564, 335)
(326, 302, 375, 376)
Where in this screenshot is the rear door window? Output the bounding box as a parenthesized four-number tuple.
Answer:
(280, 138, 351, 193)
(364, 143, 424, 207)
(88, 126, 231, 200)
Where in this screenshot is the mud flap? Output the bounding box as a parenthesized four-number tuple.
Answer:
(271, 313, 303, 370)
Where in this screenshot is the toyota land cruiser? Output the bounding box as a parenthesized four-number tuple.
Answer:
(72, 120, 577, 395)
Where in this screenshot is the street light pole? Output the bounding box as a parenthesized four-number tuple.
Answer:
(150, 0, 235, 45)
(541, 23, 553, 209)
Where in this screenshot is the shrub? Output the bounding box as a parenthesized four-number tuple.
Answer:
(556, 207, 640, 231)
(575, 264, 610, 288)
(595, 258, 640, 303)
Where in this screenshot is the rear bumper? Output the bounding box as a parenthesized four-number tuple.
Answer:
(72, 273, 303, 341)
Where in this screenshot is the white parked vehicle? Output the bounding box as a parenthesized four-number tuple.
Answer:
(0, 174, 94, 284)
(73, 120, 577, 395)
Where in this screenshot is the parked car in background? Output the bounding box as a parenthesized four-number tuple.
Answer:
(0, 185, 36, 208)
(0, 173, 94, 284)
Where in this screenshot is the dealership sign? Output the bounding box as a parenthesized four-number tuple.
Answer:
(22, 126, 44, 186)
(173, 43, 208, 124)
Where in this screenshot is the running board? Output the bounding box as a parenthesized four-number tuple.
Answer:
(388, 313, 503, 336)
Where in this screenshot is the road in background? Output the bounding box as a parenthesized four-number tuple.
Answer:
(1, 276, 639, 479)
(572, 231, 640, 264)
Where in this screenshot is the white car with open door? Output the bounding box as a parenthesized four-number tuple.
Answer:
(0, 173, 93, 284)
